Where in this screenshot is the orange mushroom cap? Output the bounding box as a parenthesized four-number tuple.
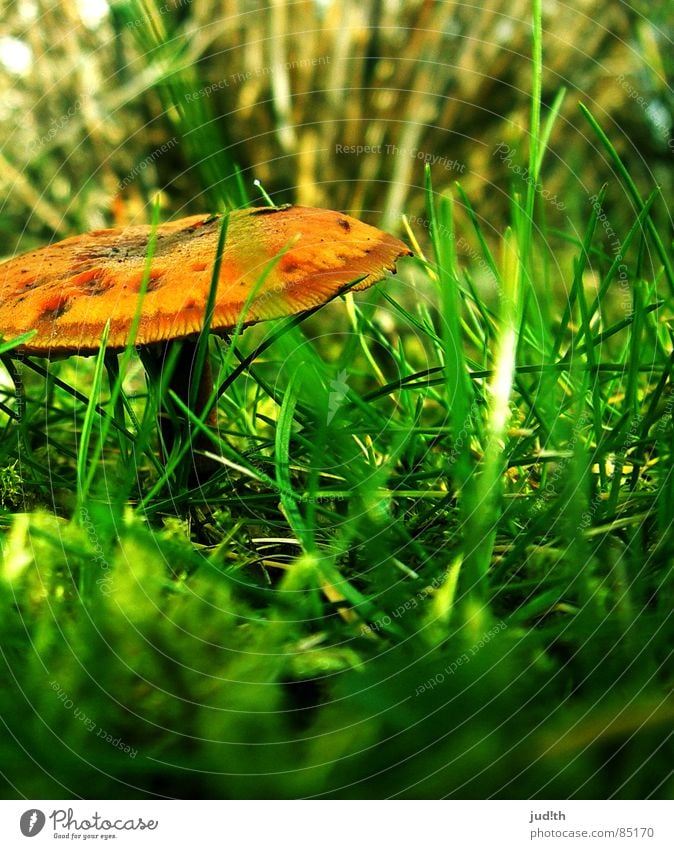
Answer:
(0, 206, 411, 356)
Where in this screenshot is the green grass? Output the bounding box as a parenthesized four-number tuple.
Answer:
(1, 3, 674, 800)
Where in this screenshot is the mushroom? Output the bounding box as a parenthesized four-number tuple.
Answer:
(0, 205, 411, 479)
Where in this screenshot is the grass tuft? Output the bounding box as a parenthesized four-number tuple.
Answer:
(1, 0, 673, 801)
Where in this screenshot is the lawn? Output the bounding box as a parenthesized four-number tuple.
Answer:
(0, 0, 672, 799)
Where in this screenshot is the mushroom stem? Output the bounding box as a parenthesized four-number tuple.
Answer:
(172, 338, 218, 428)
(161, 338, 219, 483)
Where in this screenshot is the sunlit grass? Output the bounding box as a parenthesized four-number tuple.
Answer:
(1, 1, 673, 801)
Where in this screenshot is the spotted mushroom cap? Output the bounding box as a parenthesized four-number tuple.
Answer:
(0, 206, 411, 356)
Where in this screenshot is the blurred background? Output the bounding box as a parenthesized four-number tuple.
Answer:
(1, 0, 672, 257)
(2, 0, 674, 802)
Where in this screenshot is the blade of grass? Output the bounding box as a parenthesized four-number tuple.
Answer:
(0, 331, 36, 355)
(559, 188, 659, 362)
(461, 229, 521, 602)
(121, 0, 245, 210)
(274, 373, 314, 553)
(9, 358, 136, 441)
(605, 278, 646, 516)
(80, 199, 161, 504)
(76, 320, 111, 508)
(424, 169, 474, 488)
(75, 320, 111, 601)
(189, 214, 229, 411)
(578, 102, 674, 296)
(534, 86, 567, 177)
